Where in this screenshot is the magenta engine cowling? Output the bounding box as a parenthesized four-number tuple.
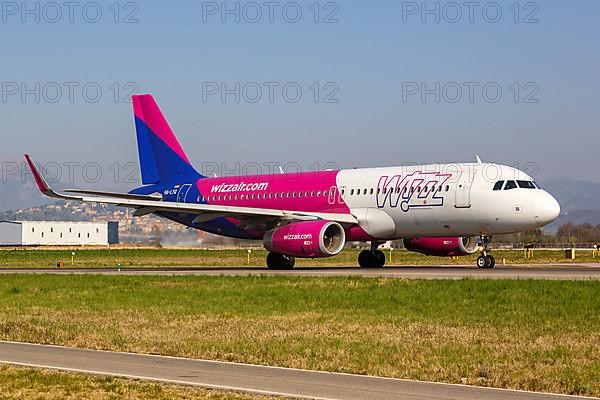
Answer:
(263, 220, 346, 258)
(403, 236, 479, 257)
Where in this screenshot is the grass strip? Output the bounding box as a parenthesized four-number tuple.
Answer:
(0, 276, 598, 396)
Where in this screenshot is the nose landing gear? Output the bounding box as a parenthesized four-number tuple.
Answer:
(476, 236, 495, 268)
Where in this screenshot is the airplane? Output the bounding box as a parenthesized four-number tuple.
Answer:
(24, 94, 561, 269)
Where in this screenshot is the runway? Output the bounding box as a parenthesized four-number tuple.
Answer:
(0, 341, 593, 400)
(1, 264, 599, 280)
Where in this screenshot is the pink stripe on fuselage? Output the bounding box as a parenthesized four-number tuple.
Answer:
(196, 170, 376, 241)
(133, 95, 191, 163)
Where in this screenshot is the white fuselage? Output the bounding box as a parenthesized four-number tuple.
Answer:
(336, 162, 560, 239)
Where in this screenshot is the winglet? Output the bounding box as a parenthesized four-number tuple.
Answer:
(24, 154, 70, 199)
(24, 154, 50, 194)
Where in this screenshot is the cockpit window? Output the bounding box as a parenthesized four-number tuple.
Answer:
(517, 180, 536, 189)
(504, 180, 517, 190)
(493, 181, 504, 191)
(533, 181, 541, 189)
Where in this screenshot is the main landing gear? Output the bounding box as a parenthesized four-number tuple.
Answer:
(358, 242, 386, 268)
(266, 252, 295, 270)
(476, 235, 495, 269)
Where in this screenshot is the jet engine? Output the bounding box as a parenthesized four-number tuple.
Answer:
(263, 220, 345, 258)
(403, 236, 479, 257)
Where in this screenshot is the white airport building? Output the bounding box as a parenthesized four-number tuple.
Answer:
(0, 221, 119, 246)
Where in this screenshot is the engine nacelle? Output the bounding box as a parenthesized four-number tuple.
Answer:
(403, 236, 479, 257)
(264, 220, 346, 258)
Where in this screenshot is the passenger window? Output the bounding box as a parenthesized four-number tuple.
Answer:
(504, 181, 517, 190)
(370, 188, 374, 195)
(517, 180, 536, 189)
(493, 181, 504, 191)
(445, 185, 450, 192)
(363, 189, 367, 195)
(350, 189, 354, 195)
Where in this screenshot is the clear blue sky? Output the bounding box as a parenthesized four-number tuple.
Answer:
(1, 0, 599, 188)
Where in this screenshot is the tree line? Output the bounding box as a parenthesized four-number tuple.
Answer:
(497, 224, 600, 245)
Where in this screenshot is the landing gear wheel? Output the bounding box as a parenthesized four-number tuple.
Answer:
(358, 250, 375, 268)
(476, 256, 488, 269)
(374, 250, 385, 268)
(476, 235, 495, 269)
(266, 252, 295, 270)
(358, 248, 386, 268)
(284, 255, 296, 269)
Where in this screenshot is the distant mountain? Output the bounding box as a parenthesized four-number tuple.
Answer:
(539, 177, 600, 230)
(0, 176, 56, 212)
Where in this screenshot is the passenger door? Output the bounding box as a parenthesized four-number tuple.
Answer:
(455, 166, 477, 208)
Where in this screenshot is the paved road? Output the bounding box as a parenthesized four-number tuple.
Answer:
(0, 341, 594, 400)
(1, 264, 599, 280)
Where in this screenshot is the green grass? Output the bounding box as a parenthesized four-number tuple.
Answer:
(0, 365, 272, 399)
(0, 275, 598, 396)
(0, 248, 597, 268)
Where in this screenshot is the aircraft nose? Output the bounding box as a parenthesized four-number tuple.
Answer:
(535, 192, 561, 225)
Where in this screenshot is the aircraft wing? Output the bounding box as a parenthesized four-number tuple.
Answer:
(24, 155, 358, 226)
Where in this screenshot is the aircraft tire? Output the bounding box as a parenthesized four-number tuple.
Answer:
(374, 250, 386, 267)
(267, 252, 295, 270)
(358, 250, 376, 268)
(476, 256, 488, 269)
